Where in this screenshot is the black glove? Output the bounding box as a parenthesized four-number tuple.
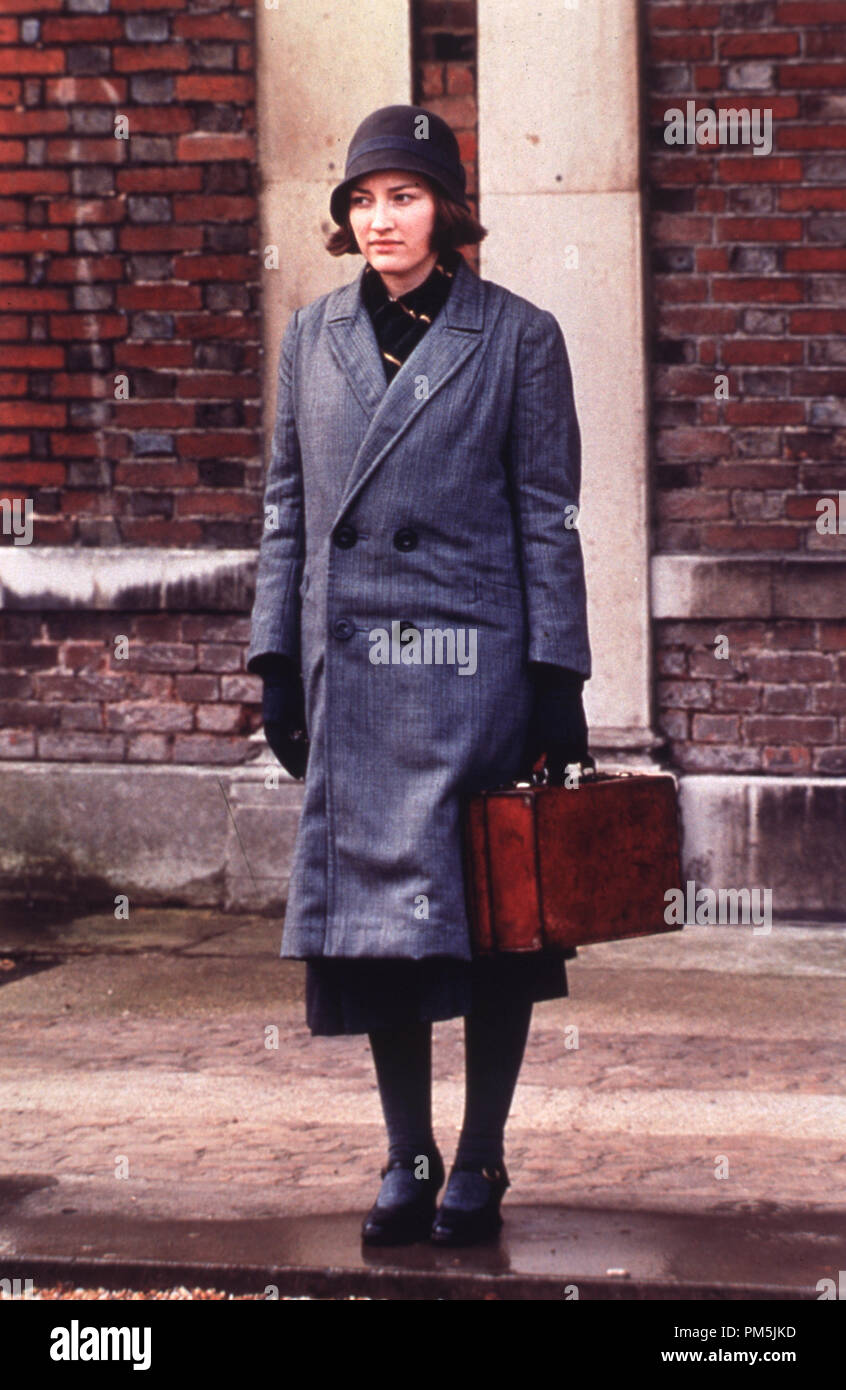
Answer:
(256, 655, 309, 780)
(520, 662, 590, 784)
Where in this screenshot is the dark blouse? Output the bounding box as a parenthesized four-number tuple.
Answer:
(362, 245, 462, 381)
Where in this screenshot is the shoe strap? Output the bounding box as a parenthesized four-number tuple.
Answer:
(380, 1154, 443, 1180)
(451, 1160, 510, 1186)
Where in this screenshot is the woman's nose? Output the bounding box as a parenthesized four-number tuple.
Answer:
(370, 203, 394, 230)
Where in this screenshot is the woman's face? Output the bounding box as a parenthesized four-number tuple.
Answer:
(347, 169, 438, 288)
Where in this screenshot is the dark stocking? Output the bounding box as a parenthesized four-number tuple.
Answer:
(454, 996, 533, 1170)
(367, 1020, 437, 1167)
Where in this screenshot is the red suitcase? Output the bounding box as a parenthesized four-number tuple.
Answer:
(462, 765, 684, 954)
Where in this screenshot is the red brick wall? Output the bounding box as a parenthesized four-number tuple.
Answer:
(646, 0, 846, 554)
(646, 1, 846, 773)
(0, 0, 265, 762)
(0, 0, 262, 548)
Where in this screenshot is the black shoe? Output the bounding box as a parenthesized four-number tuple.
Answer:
(361, 1149, 446, 1246)
(430, 1160, 510, 1246)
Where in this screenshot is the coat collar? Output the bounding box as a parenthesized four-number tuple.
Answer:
(326, 254, 485, 516)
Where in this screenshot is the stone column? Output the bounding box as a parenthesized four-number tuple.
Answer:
(257, 0, 411, 418)
(478, 0, 657, 763)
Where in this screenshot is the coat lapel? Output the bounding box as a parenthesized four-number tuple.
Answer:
(326, 255, 485, 519)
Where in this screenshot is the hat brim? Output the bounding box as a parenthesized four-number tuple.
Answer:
(329, 150, 469, 226)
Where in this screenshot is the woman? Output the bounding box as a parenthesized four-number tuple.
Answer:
(246, 105, 591, 1246)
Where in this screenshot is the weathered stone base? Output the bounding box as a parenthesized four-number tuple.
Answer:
(1, 763, 843, 918)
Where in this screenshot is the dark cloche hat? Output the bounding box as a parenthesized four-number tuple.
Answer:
(329, 104, 470, 226)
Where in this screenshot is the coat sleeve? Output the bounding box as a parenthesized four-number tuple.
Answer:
(246, 310, 305, 676)
(507, 308, 592, 678)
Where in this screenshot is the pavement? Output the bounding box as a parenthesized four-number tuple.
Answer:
(0, 903, 844, 1300)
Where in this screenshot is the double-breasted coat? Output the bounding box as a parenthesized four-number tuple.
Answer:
(246, 254, 591, 961)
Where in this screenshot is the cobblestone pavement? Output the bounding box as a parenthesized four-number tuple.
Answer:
(0, 908, 844, 1230)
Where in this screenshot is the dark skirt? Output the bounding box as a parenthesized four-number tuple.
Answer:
(304, 949, 574, 1036)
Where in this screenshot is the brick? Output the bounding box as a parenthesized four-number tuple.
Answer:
(691, 713, 740, 741)
(761, 685, 810, 713)
(46, 76, 127, 103)
(126, 733, 169, 762)
(174, 74, 253, 101)
(0, 49, 65, 74)
(703, 525, 801, 550)
(36, 731, 125, 760)
(171, 734, 251, 764)
(118, 167, 201, 193)
(197, 643, 241, 673)
(195, 703, 245, 733)
(716, 217, 802, 242)
(175, 673, 218, 701)
(128, 643, 195, 673)
(723, 340, 802, 365)
(113, 45, 190, 72)
(679, 743, 764, 772)
(0, 401, 66, 427)
(174, 14, 250, 39)
(780, 126, 846, 150)
(116, 285, 201, 311)
(172, 196, 254, 222)
(2, 170, 69, 195)
(173, 254, 255, 281)
(43, 16, 122, 40)
(717, 157, 802, 183)
(719, 33, 798, 58)
(657, 679, 713, 708)
(59, 704, 103, 731)
(744, 715, 836, 743)
(713, 684, 762, 712)
(120, 226, 203, 251)
(785, 248, 846, 271)
(220, 674, 261, 702)
(814, 747, 846, 773)
(175, 133, 254, 162)
(712, 278, 803, 303)
(49, 314, 127, 340)
(779, 64, 846, 89)
(105, 702, 193, 732)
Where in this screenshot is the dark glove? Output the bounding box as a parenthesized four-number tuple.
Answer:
(520, 662, 589, 784)
(256, 655, 309, 780)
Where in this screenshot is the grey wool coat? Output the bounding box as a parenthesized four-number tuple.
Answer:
(246, 253, 591, 961)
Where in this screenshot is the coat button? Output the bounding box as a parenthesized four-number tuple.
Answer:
(333, 522, 358, 549)
(393, 527, 418, 552)
(332, 618, 354, 640)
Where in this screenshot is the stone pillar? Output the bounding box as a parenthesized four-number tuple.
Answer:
(477, 0, 657, 763)
(256, 0, 411, 422)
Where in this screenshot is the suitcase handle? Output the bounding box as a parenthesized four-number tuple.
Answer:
(516, 752, 597, 788)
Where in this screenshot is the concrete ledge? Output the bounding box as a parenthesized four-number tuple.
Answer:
(0, 760, 302, 913)
(0, 547, 257, 612)
(1, 763, 844, 916)
(651, 554, 846, 620)
(680, 774, 846, 918)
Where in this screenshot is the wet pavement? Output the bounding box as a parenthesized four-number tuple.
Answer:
(0, 905, 844, 1299)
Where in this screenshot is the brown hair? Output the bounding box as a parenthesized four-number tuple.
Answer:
(325, 177, 487, 257)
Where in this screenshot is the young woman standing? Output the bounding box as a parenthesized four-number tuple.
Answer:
(247, 105, 591, 1246)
